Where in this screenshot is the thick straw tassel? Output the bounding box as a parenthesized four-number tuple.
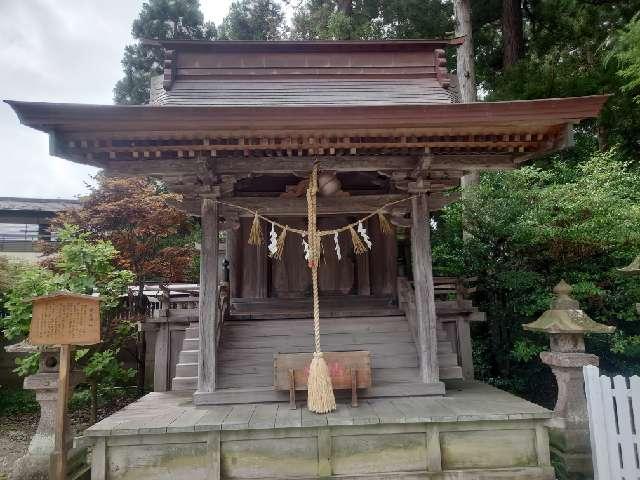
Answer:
(307, 261, 336, 413)
(272, 226, 288, 260)
(378, 211, 393, 235)
(248, 212, 263, 246)
(307, 352, 336, 413)
(348, 225, 368, 255)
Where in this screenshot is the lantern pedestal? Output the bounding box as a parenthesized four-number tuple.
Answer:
(540, 347, 598, 478)
(6, 346, 84, 480)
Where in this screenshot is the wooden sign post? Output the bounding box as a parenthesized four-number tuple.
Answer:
(29, 292, 101, 480)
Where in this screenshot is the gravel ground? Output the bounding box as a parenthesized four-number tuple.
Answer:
(0, 397, 137, 479)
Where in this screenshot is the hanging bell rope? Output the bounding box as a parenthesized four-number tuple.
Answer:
(305, 166, 336, 414)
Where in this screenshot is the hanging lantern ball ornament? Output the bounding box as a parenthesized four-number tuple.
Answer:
(317, 172, 342, 197)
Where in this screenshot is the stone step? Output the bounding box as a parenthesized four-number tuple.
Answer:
(172, 376, 197, 391)
(438, 353, 459, 367)
(184, 327, 199, 339)
(175, 362, 198, 378)
(178, 349, 200, 364)
(183, 338, 200, 350)
(439, 366, 464, 380)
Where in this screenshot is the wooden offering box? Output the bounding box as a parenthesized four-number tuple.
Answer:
(29, 292, 101, 346)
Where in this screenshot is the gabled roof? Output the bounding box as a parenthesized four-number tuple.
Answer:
(148, 38, 454, 106)
(4, 39, 609, 215)
(5, 95, 608, 136)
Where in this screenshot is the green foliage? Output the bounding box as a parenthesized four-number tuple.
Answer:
(1, 226, 136, 392)
(2, 265, 61, 340)
(82, 349, 136, 384)
(0, 388, 38, 417)
(219, 0, 285, 40)
(1, 225, 134, 341)
(13, 352, 40, 377)
(609, 14, 640, 103)
(432, 136, 640, 402)
(291, 0, 451, 40)
(114, 0, 217, 104)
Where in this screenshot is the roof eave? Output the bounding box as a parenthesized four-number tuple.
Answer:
(4, 95, 611, 135)
(143, 38, 455, 53)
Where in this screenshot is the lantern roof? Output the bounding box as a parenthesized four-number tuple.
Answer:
(523, 281, 615, 335)
(618, 255, 640, 275)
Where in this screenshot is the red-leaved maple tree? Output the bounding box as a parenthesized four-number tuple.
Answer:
(51, 175, 197, 285)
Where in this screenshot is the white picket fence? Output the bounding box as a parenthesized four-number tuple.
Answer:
(584, 365, 640, 479)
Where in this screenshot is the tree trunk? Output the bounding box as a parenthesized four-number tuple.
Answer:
(502, 0, 524, 68)
(453, 0, 479, 198)
(337, 0, 352, 15)
(597, 123, 609, 151)
(336, 0, 353, 40)
(453, 0, 477, 103)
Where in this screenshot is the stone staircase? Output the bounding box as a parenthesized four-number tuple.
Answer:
(172, 298, 462, 393)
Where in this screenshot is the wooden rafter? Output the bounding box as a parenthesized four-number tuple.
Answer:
(103, 154, 517, 177)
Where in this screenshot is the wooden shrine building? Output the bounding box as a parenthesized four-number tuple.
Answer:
(7, 39, 607, 480)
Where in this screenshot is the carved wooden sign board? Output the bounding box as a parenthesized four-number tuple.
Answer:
(29, 292, 101, 346)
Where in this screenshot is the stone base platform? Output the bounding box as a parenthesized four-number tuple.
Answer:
(84, 381, 554, 480)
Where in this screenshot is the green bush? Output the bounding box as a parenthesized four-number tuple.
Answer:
(0, 388, 38, 417)
(1, 225, 136, 391)
(433, 135, 640, 403)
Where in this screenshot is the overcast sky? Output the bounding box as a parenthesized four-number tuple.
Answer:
(0, 0, 234, 199)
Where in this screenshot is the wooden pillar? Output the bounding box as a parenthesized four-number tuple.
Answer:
(410, 194, 440, 384)
(226, 228, 241, 299)
(153, 286, 170, 391)
(198, 197, 219, 393)
(355, 251, 371, 295)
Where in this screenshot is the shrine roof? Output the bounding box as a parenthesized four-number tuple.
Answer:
(5, 95, 608, 137)
(149, 76, 454, 106)
(147, 38, 455, 106)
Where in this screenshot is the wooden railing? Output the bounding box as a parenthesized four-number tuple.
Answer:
(397, 275, 485, 380)
(143, 282, 227, 392)
(433, 276, 477, 304)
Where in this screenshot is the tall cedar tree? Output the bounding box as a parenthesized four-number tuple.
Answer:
(114, 0, 216, 105)
(50, 176, 196, 285)
(219, 0, 285, 40)
(501, 0, 523, 68)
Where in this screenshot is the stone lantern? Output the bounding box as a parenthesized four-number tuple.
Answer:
(522, 280, 615, 479)
(5, 341, 84, 480)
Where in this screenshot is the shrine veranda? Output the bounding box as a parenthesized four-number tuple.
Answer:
(7, 39, 608, 479)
